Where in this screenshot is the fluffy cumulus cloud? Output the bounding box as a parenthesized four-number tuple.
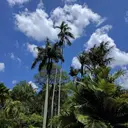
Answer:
(15, 4, 105, 41)
(27, 43, 38, 57)
(15, 9, 58, 41)
(71, 57, 81, 69)
(0, 63, 5, 72)
(7, 0, 30, 6)
(72, 25, 128, 68)
(85, 25, 128, 67)
(85, 25, 114, 50)
(51, 4, 105, 37)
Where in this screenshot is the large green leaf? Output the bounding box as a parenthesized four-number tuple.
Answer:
(76, 114, 110, 128)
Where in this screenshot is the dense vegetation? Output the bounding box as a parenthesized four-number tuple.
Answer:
(1, 22, 128, 128)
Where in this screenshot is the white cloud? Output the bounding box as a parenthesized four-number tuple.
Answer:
(15, 4, 105, 41)
(52, 4, 105, 37)
(0, 63, 5, 72)
(71, 57, 81, 69)
(15, 9, 58, 41)
(10, 53, 21, 63)
(72, 25, 128, 69)
(85, 25, 128, 67)
(28, 81, 38, 90)
(7, 0, 30, 6)
(27, 43, 38, 57)
(85, 25, 114, 50)
(12, 80, 17, 84)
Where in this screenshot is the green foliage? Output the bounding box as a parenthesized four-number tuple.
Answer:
(11, 81, 37, 114)
(0, 83, 10, 108)
(11, 81, 35, 102)
(50, 41, 128, 128)
(2, 23, 128, 128)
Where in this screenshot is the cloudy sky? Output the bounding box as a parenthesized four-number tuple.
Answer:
(1, 0, 128, 88)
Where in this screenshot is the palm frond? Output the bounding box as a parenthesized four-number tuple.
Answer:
(31, 58, 40, 69)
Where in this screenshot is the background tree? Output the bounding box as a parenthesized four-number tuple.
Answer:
(0, 83, 9, 108)
(11, 81, 36, 114)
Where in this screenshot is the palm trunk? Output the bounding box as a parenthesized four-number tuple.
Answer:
(58, 63, 62, 116)
(58, 48, 64, 116)
(42, 75, 49, 128)
(58, 47, 64, 116)
(50, 68, 58, 128)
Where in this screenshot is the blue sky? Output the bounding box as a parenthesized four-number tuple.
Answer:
(1, 0, 128, 88)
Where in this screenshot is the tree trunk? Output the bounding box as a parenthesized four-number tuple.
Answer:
(50, 68, 58, 128)
(58, 62, 62, 116)
(58, 48, 63, 116)
(42, 75, 49, 128)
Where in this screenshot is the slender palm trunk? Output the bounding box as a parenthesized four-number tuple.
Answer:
(58, 63, 62, 116)
(58, 47, 63, 116)
(42, 75, 49, 128)
(50, 68, 58, 128)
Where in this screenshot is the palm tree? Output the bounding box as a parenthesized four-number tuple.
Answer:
(31, 39, 64, 128)
(55, 21, 75, 47)
(88, 42, 113, 69)
(76, 42, 113, 80)
(73, 70, 128, 128)
(4, 100, 25, 128)
(55, 21, 75, 116)
(53, 66, 126, 128)
(0, 83, 9, 108)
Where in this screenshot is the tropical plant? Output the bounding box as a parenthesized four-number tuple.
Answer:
(0, 83, 9, 108)
(11, 81, 36, 114)
(55, 21, 75, 116)
(31, 39, 64, 128)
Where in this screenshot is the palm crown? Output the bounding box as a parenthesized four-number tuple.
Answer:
(31, 39, 64, 75)
(55, 21, 75, 47)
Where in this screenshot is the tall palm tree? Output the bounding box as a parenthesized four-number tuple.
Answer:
(31, 39, 64, 128)
(0, 83, 9, 108)
(53, 67, 126, 128)
(76, 42, 113, 80)
(55, 21, 75, 47)
(55, 21, 75, 116)
(88, 42, 113, 69)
